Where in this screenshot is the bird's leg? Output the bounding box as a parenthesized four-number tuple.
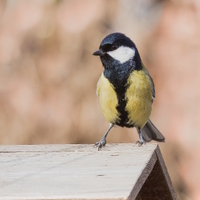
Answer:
(136, 128, 145, 146)
(95, 123, 114, 150)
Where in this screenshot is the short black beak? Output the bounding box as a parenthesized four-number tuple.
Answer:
(93, 49, 104, 56)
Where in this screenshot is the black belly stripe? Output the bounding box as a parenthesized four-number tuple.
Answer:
(103, 65, 134, 127)
(115, 83, 133, 127)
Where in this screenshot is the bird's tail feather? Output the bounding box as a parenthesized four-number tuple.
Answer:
(142, 119, 165, 142)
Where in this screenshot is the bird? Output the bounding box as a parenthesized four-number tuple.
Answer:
(93, 32, 165, 150)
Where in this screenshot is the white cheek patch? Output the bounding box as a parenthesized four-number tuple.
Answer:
(107, 46, 135, 64)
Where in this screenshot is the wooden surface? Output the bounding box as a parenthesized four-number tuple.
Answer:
(0, 143, 177, 200)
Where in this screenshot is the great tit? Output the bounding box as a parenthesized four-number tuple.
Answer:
(93, 32, 165, 150)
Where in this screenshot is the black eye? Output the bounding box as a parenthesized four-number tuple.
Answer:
(111, 44, 118, 51)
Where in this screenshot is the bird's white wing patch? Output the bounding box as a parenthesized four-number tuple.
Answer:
(107, 46, 135, 64)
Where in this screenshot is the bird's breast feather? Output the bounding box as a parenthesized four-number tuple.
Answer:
(125, 70, 153, 128)
(96, 73, 120, 123)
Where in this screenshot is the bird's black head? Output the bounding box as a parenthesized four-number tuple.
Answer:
(93, 32, 142, 70)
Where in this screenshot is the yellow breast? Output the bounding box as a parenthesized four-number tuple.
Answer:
(125, 68, 153, 128)
(96, 73, 119, 123)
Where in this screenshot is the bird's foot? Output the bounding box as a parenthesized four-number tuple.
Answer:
(94, 137, 106, 150)
(136, 128, 146, 146)
(136, 139, 146, 147)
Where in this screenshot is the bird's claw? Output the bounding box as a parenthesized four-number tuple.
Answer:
(136, 140, 146, 147)
(94, 137, 106, 150)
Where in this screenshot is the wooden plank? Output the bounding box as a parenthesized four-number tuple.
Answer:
(0, 143, 174, 200)
(134, 146, 178, 200)
(155, 146, 177, 199)
(129, 150, 158, 199)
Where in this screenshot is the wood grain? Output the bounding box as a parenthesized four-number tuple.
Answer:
(0, 143, 176, 200)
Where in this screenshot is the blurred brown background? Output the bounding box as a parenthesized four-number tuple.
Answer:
(0, 0, 200, 199)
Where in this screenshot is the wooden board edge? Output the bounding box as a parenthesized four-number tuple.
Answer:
(155, 146, 178, 200)
(128, 146, 158, 199)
